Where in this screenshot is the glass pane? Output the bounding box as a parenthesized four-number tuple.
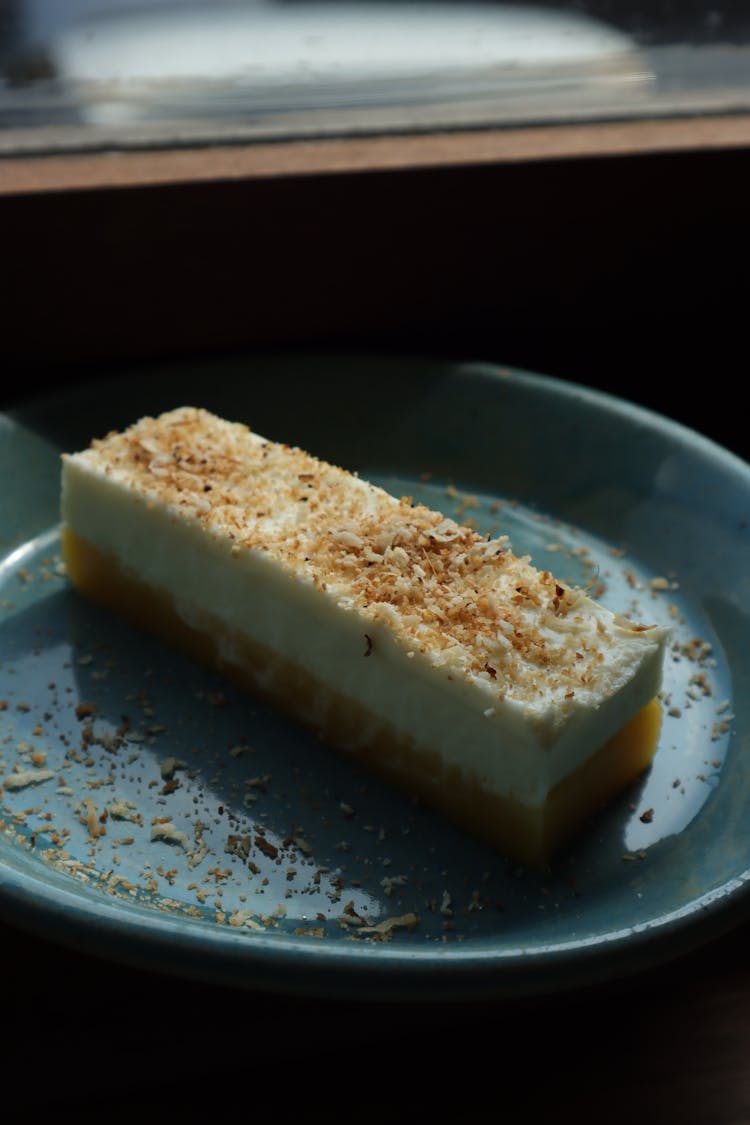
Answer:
(2, 2, 749, 155)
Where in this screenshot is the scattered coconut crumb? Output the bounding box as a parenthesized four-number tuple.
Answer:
(82, 797, 106, 840)
(228, 744, 253, 758)
(357, 913, 419, 939)
(108, 799, 141, 824)
(150, 820, 191, 852)
(381, 874, 408, 897)
(3, 768, 55, 791)
(291, 834, 312, 856)
(650, 576, 678, 592)
(228, 909, 263, 930)
(160, 756, 184, 780)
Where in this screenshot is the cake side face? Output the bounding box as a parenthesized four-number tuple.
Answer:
(59, 406, 669, 817)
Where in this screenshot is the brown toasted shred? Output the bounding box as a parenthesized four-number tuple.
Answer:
(357, 913, 419, 939)
(82, 797, 106, 839)
(150, 820, 190, 851)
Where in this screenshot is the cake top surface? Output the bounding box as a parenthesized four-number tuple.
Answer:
(66, 406, 667, 714)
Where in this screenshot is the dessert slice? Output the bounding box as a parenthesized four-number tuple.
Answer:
(60, 406, 669, 866)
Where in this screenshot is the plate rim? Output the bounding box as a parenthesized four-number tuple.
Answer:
(2, 844, 750, 1001)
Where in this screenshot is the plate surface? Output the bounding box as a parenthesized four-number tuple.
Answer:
(1, 354, 749, 1002)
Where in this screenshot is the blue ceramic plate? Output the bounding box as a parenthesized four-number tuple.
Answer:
(1, 355, 748, 1001)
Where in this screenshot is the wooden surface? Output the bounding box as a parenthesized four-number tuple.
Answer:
(2, 132, 749, 1121)
(2, 112, 750, 195)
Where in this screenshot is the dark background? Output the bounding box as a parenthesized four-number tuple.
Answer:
(2, 141, 748, 462)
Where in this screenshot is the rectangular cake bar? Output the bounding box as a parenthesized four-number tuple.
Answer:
(60, 406, 669, 866)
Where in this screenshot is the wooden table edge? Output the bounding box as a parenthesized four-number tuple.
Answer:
(2, 111, 750, 195)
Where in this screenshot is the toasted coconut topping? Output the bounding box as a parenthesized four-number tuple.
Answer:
(68, 407, 662, 710)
